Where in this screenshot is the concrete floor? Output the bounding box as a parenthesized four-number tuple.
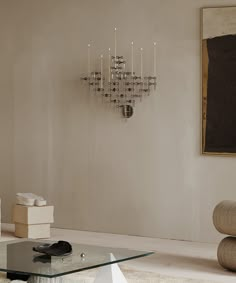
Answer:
(1, 224, 236, 282)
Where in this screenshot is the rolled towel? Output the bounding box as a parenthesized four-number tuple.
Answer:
(217, 236, 236, 271)
(16, 193, 47, 207)
(213, 200, 236, 235)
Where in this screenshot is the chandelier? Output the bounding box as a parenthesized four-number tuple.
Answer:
(81, 28, 157, 119)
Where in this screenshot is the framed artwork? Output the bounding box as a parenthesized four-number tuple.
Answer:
(202, 6, 236, 155)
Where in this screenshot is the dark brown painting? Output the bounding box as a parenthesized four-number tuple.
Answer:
(202, 7, 236, 155)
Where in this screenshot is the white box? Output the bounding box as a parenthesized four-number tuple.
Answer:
(13, 205, 54, 225)
(15, 223, 50, 239)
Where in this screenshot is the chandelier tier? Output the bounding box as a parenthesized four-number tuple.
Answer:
(81, 28, 157, 119)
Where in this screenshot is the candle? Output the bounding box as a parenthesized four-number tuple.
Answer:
(131, 42, 134, 77)
(140, 48, 143, 79)
(100, 55, 103, 89)
(153, 42, 157, 77)
(87, 43, 91, 77)
(108, 48, 111, 83)
(114, 27, 117, 66)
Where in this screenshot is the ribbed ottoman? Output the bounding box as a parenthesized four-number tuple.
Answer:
(213, 200, 236, 271)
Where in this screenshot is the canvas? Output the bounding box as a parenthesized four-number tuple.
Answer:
(202, 7, 236, 155)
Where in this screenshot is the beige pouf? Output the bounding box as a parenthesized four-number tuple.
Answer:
(217, 236, 236, 271)
(213, 200, 236, 235)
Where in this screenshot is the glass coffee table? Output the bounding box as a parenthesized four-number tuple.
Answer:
(0, 240, 154, 283)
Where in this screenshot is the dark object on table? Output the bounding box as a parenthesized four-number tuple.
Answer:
(33, 254, 51, 263)
(7, 273, 30, 281)
(33, 241, 72, 256)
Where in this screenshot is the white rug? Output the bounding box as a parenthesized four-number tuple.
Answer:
(0, 267, 220, 283)
(40, 267, 220, 283)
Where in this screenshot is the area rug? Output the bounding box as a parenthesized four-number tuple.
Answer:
(56, 266, 219, 283)
(0, 267, 219, 283)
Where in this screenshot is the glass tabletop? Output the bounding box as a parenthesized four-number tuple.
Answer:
(0, 240, 154, 278)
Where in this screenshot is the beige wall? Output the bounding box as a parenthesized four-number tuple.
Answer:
(1, 0, 236, 243)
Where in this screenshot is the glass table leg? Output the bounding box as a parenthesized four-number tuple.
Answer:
(28, 276, 63, 283)
(94, 253, 128, 283)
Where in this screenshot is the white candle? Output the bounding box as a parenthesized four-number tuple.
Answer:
(114, 27, 117, 65)
(140, 48, 143, 79)
(153, 42, 157, 77)
(100, 55, 103, 89)
(87, 43, 91, 77)
(131, 42, 134, 77)
(108, 48, 111, 83)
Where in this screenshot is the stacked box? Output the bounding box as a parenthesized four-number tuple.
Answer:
(13, 205, 54, 239)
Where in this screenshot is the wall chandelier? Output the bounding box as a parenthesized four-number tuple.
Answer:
(81, 28, 157, 119)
